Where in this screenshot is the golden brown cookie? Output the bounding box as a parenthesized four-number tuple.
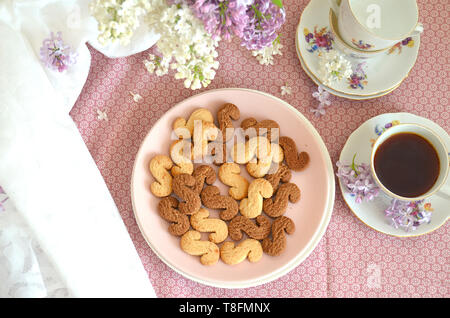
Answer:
(180, 230, 220, 266)
(200, 185, 239, 221)
(239, 178, 273, 218)
(231, 136, 270, 164)
(190, 208, 228, 243)
(172, 173, 201, 215)
(192, 121, 219, 161)
(228, 215, 271, 241)
(149, 155, 173, 197)
(192, 165, 216, 194)
(265, 164, 292, 192)
(157, 196, 190, 236)
(246, 142, 284, 178)
(218, 163, 249, 200)
(262, 216, 295, 256)
(278, 136, 310, 171)
(220, 239, 263, 265)
(263, 183, 301, 218)
(173, 108, 214, 137)
(217, 103, 240, 142)
(169, 140, 194, 176)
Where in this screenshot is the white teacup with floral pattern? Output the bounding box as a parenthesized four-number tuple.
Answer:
(329, 0, 423, 52)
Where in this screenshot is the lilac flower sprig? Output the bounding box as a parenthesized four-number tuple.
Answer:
(241, 0, 286, 51)
(40, 32, 77, 72)
(190, 0, 249, 41)
(384, 199, 433, 232)
(336, 154, 380, 203)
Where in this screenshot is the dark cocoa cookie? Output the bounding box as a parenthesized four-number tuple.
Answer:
(172, 173, 201, 215)
(263, 183, 301, 218)
(217, 103, 240, 141)
(262, 216, 295, 256)
(192, 165, 216, 194)
(278, 136, 310, 171)
(265, 164, 292, 192)
(200, 185, 239, 221)
(240, 117, 280, 141)
(228, 215, 272, 241)
(157, 196, 190, 236)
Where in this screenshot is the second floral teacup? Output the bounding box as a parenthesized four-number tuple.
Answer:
(329, 0, 423, 52)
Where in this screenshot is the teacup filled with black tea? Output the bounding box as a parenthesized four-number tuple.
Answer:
(371, 124, 449, 201)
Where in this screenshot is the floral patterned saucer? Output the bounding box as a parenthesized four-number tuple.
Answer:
(295, 0, 420, 99)
(339, 113, 450, 237)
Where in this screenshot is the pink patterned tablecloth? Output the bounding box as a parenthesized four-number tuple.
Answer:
(70, 0, 449, 297)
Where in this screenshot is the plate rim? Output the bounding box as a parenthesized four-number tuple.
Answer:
(130, 87, 336, 288)
(338, 112, 449, 237)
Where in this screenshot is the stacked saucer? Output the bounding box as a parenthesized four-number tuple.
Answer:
(295, 0, 421, 100)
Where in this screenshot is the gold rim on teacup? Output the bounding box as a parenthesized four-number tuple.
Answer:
(370, 123, 450, 202)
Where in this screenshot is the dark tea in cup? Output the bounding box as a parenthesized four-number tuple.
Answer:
(373, 132, 440, 198)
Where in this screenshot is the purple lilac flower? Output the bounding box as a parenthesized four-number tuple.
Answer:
(384, 199, 432, 232)
(190, 0, 250, 41)
(336, 154, 380, 203)
(241, 0, 286, 50)
(40, 31, 77, 72)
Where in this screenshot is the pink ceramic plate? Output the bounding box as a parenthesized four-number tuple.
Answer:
(131, 88, 335, 288)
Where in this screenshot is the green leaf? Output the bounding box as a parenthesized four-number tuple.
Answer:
(271, 0, 283, 9)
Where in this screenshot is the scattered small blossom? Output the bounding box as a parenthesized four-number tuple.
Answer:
(129, 91, 143, 102)
(336, 154, 380, 203)
(311, 85, 332, 117)
(252, 37, 283, 65)
(384, 199, 433, 232)
(310, 105, 326, 117)
(96, 109, 108, 121)
(318, 50, 352, 86)
(40, 31, 77, 72)
(280, 83, 291, 96)
(312, 85, 331, 106)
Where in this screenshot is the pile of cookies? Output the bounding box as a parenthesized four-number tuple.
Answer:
(148, 103, 309, 266)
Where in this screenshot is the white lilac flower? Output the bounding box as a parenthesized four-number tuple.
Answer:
(129, 91, 143, 102)
(145, 1, 220, 90)
(96, 109, 108, 121)
(252, 38, 283, 65)
(280, 83, 291, 96)
(89, 0, 150, 46)
(318, 50, 352, 86)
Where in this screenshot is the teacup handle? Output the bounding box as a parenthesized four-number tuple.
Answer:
(409, 22, 424, 37)
(435, 184, 450, 200)
(329, 0, 341, 14)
